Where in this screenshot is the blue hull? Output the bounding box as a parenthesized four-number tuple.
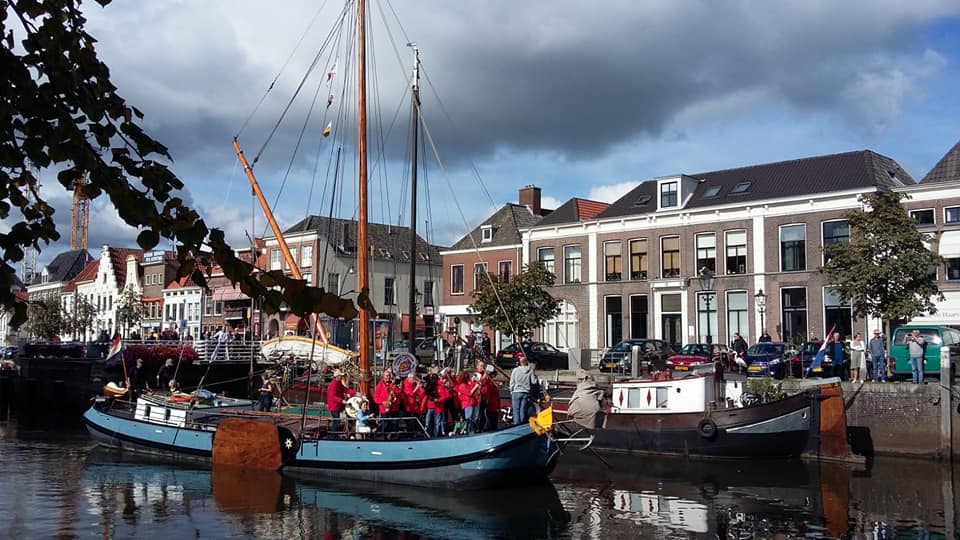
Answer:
(84, 403, 558, 489)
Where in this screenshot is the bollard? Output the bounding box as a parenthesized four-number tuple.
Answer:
(941, 346, 952, 459)
(631, 345, 640, 378)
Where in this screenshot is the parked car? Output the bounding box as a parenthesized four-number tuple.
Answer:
(495, 342, 568, 370)
(386, 338, 437, 366)
(599, 339, 674, 373)
(788, 340, 852, 378)
(666, 343, 732, 372)
(2, 345, 17, 359)
(745, 342, 789, 379)
(889, 325, 960, 379)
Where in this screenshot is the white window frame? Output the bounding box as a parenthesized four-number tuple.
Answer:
(660, 235, 680, 279)
(821, 219, 850, 265)
(563, 244, 582, 284)
(628, 238, 648, 280)
(724, 229, 747, 275)
(725, 290, 749, 344)
(450, 264, 464, 295)
(659, 181, 678, 209)
(694, 232, 716, 273)
(537, 247, 555, 275)
(944, 206, 960, 224)
(301, 244, 313, 267)
(481, 225, 494, 243)
(778, 223, 806, 273)
(270, 249, 281, 270)
(910, 208, 936, 227)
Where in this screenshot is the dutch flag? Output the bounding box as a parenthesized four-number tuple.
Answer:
(105, 333, 123, 365)
(807, 324, 837, 376)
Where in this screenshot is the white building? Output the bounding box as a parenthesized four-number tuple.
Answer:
(161, 276, 203, 339)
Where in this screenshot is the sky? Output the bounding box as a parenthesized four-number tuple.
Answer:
(10, 0, 960, 271)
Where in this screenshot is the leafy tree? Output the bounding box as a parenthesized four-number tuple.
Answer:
(0, 0, 365, 330)
(469, 262, 560, 341)
(63, 294, 97, 340)
(820, 191, 944, 337)
(24, 296, 63, 339)
(115, 286, 143, 337)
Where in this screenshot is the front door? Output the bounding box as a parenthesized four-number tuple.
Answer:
(662, 314, 681, 349)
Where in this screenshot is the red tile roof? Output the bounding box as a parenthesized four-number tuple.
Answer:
(70, 260, 100, 285)
(575, 199, 610, 220)
(109, 248, 144, 288)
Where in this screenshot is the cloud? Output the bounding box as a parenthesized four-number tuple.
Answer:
(589, 182, 641, 204)
(540, 196, 563, 211)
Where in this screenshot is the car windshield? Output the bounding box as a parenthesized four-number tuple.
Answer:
(612, 341, 640, 352)
(679, 344, 709, 356)
(893, 328, 942, 345)
(747, 343, 784, 355)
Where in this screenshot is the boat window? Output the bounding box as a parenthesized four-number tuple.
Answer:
(165, 409, 172, 421)
(656, 387, 668, 408)
(144, 406, 151, 418)
(627, 389, 642, 409)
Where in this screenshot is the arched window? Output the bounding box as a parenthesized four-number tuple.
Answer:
(542, 300, 578, 351)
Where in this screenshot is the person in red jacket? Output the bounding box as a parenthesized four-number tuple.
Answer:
(374, 368, 402, 434)
(326, 369, 355, 435)
(422, 373, 445, 438)
(401, 371, 425, 434)
(480, 364, 500, 432)
(455, 370, 482, 434)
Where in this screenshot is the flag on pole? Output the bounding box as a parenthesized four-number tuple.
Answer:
(106, 333, 123, 364)
(323, 122, 332, 137)
(326, 62, 337, 81)
(806, 324, 836, 376)
(326, 94, 334, 108)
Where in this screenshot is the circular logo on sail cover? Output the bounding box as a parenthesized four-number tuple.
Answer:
(392, 353, 418, 377)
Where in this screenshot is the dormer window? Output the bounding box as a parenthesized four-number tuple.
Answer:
(633, 195, 652, 207)
(481, 225, 494, 243)
(703, 186, 721, 198)
(660, 182, 678, 208)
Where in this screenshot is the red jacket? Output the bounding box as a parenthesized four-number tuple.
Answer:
(483, 377, 500, 412)
(374, 380, 401, 413)
(456, 381, 478, 408)
(402, 379, 425, 414)
(326, 379, 355, 413)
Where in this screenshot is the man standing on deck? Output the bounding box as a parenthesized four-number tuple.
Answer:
(128, 358, 151, 400)
(326, 369, 355, 434)
(509, 357, 533, 425)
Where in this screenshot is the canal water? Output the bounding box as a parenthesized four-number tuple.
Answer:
(0, 418, 952, 539)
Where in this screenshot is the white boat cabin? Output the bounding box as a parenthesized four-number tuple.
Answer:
(134, 397, 190, 427)
(610, 371, 745, 414)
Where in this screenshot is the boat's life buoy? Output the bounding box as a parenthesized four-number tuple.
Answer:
(344, 395, 368, 419)
(697, 418, 718, 440)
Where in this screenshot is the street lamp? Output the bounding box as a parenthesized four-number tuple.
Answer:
(697, 267, 716, 345)
(754, 289, 767, 339)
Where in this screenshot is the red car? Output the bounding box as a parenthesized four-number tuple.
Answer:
(666, 343, 732, 372)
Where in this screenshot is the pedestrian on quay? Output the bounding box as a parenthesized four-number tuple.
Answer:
(758, 330, 772, 343)
(850, 333, 866, 383)
(257, 374, 274, 412)
(905, 329, 926, 384)
(868, 330, 887, 383)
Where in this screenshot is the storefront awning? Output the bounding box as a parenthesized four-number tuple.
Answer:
(212, 287, 248, 302)
(940, 231, 960, 257)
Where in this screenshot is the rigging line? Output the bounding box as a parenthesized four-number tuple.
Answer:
(419, 113, 524, 343)
(236, 0, 330, 138)
(252, 2, 351, 164)
(418, 125, 439, 283)
(319, 148, 342, 285)
(220, 151, 242, 208)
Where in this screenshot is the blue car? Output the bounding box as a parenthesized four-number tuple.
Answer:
(745, 342, 789, 379)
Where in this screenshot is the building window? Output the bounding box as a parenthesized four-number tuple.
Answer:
(780, 224, 806, 272)
(605, 296, 622, 347)
(824, 286, 852, 340)
(696, 292, 718, 343)
(731, 181, 751, 194)
(822, 220, 850, 264)
(725, 230, 747, 275)
(604, 242, 622, 281)
(695, 233, 716, 273)
(327, 273, 339, 294)
(287, 247, 298, 269)
(538, 247, 555, 275)
(660, 181, 678, 208)
(781, 288, 807, 344)
(726, 291, 748, 343)
(948, 259, 960, 280)
(473, 262, 488, 292)
(541, 300, 578, 351)
(423, 280, 434, 306)
(481, 225, 494, 243)
(302, 272, 312, 285)
(498, 261, 512, 282)
(384, 277, 395, 305)
(451, 265, 464, 295)
(629, 295, 648, 339)
(301, 244, 313, 267)
(563, 245, 581, 284)
(661, 236, 680, 278)
(629, 239, 648, 280)
(204, 298, 212, 316)
(946, 207, 960, 224)
(910, 209, 935, 227)
(270, 249, 281, 270)
(214, 301, 223, 315)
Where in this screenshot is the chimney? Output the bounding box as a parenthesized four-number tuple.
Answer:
(519, 185, 542, 215)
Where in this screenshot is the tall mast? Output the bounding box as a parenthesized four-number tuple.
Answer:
(407, 45, 421, 354)
(357, 0, 371, 395)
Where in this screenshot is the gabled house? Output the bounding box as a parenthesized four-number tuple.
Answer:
(26, 248, 92, 302)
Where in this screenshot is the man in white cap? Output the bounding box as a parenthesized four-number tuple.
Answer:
(326, 368, 355, 434)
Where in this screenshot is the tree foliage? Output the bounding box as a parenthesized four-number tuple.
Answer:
(115, 286, 143, 335)
(469, 262, 561, 340)
(62, 293, 96, 339)
(24, 295, 62, 339)
(0, 0, 366, 329)
(820, 191, 944, 329)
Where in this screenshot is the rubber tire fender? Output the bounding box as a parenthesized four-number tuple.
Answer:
(697, 418, 718, 440)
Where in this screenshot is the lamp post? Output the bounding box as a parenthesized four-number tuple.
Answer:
(697, 268, 716, 346)
(754, 289, 767, 339)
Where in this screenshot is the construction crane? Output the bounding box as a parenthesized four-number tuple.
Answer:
(70, 176, 89, 250)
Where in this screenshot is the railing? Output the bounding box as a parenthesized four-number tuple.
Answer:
(120, 339, 266, 364)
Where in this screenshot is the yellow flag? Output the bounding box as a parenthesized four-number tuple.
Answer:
(323, 122, 332, 138)
(528, 406, 553, 436)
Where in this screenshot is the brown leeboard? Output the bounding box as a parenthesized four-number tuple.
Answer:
(817, 382, 851, 459)
(212, 417, 283, 470)
(819, 461, 851, 538)
(212, 466, 283, 513)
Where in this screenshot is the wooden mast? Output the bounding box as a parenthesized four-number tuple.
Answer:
(357, 0, 371, 395)
(406, 45, 421, 354)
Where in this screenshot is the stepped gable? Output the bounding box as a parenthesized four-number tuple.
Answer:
(535, 198, 609, 227)
(108, 247, 144, 288)
(921, 139, 960, 184)
(597, 150, 914, 220)
(43, 249, 93, 283)
(448, 203, 550, 251)
(284, 216, 442, 262)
